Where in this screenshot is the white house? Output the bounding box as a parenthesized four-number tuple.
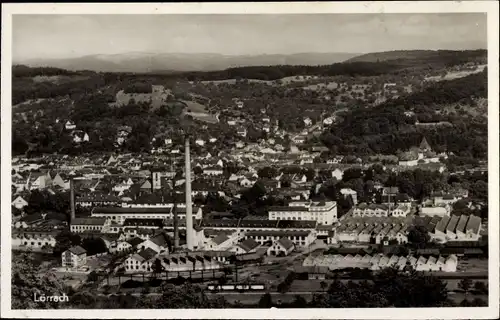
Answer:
(137, 232, 171, 254)
(12, 195, 29, 210)
(303, 117, 312, 127)
(340, 188, 358, 205)
(267, 237, 295, 256)
(195, 139, 206, 146)
(12, 229, 57, 250)
(230, 238, 260, 255)
(205, 233, 240, 251)
(331, 168, 344, 181)
(239, 177, 255, 188)
(62, 246, 87, 269)
(109, 240, 133, 254)
(65, 120, 76, 130)
(124, 248, 158, 273)
(323, 117, 334, 126)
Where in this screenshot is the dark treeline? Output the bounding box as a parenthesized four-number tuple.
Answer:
(12, 65, 81, 77)
(12, 75, 106, 105)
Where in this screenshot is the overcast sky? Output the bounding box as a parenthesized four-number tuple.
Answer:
(13, 13, 487, 61)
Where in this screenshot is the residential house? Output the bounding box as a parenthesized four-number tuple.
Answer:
(340, 188, 358, 205)
(267, 237, 295, 256)
(231, 238, 260, 255)
(62, 246, 87, 269)
(137, 232, 171, 254)
(203, 167, 223, 176)
(65, 120, 76, 130)
(237, 127, 247, 138)
(124, 247, 159, 273)
(323, 117, 334, 125)
(12, 228, 57, 250)
(205, 233, 240, 251)
(331, 168, 344, 181)
(12, 195, 29, 210)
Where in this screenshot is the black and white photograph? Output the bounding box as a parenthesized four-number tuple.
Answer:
(1, 2, 499, 319)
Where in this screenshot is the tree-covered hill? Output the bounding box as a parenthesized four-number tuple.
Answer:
(320, 70, 488, 158)
(346, 49, 487, 65)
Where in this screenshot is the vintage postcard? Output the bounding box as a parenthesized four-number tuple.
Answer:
(1, 1, 499, 319)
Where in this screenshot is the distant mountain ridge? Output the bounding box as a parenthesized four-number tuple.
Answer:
(346, 49, 487, 63)
(18, 52, 360, 73)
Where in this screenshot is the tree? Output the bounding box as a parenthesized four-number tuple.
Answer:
(152, 258, 164, 279)
(193, 166, 203, 175)
(53, 230, 81, 256)
(258, 166, 278, 179)
(470, 298, 488, 307)
(473, 281, 488, 294)
(12, 252, 67, 309)
(258, 292, 273, 308)
(320, 280, 328, 292)
(407, 225, 431, 249)
(156, 283, 226, 308)
(81, 237, 108, 256)
(291, 295, 308, 308)
(458, 278, 473, 295)
(372, 267, 448, 307)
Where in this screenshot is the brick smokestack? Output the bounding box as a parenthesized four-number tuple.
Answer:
(173, 177, 179, 251)
(70, 178, 76, 222)
(185, 137, 194, 250)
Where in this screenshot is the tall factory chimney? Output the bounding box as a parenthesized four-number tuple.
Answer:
(185, 137, 194, 250)
(172, 177, 180, 251)
(70, 178, 76, 222)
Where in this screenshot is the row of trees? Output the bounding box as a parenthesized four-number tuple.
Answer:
(53, 230, 108, 257)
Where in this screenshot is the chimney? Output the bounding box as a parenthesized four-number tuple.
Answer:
(185, 137, 194, 250)
(173, 179, 179, 251)
(70, 178, 76, 222)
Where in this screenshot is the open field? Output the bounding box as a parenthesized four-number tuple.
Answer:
(425, 65, 487, 82)
(181, 100, 219, 123)
(111, 87, 173, 110)
(303, 82, 340, 91)
(182, 100, 208, 113)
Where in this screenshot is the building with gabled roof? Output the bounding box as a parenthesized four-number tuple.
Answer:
(267, 237, 295, 256)
(62, 246, 87, 269)
(137, 231, 171, 254)
(205, 231, 240, 251)
(124, 247, 159, 273)
(419, 137, 432, 152)
(231, 238, 260, 255)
